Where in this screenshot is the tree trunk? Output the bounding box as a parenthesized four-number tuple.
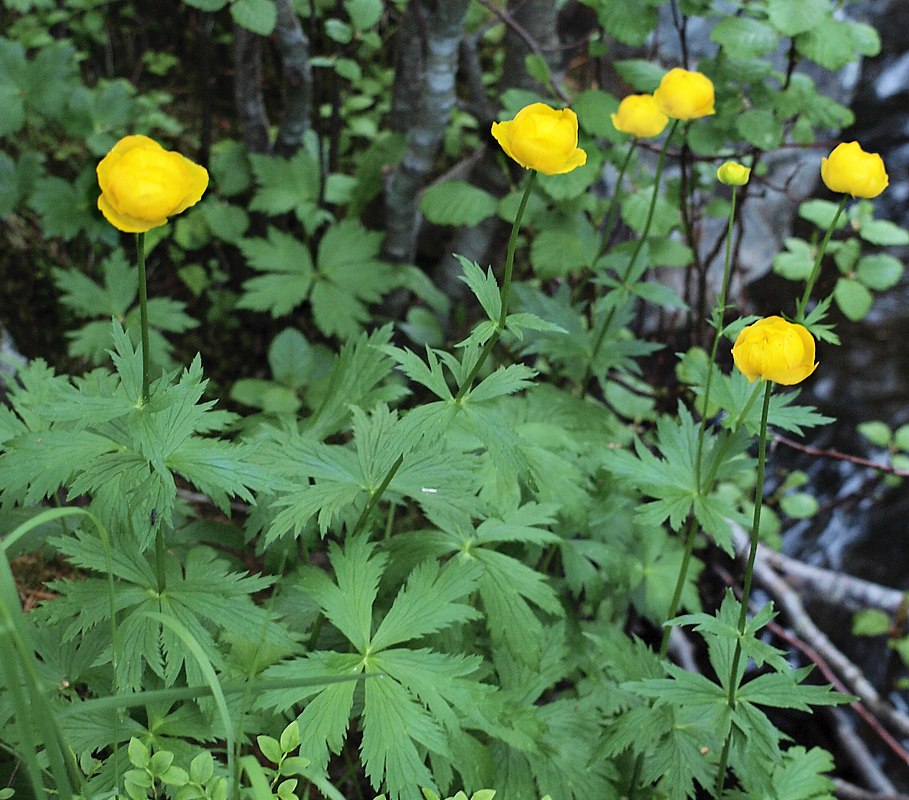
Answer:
(273, 0, 313, 157)
(383, 0, 471, 264)
(233, 24, 270, 154)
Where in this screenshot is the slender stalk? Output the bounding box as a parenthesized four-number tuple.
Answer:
(348, 172, 537, 543)
(658, 513, 698, 657)
(695, 185, 738, 489)
(455, 170, 537, 402)
(583, 119, 679, 388)
(795, 195, 847, 322)
(598, 140, 636, 253)
(135, 232, 151, 404)
(350, 453, 404, 537)
(658, 186, 740, 657)
(713, 380, 774, 794)
(155, 527, 167, 595)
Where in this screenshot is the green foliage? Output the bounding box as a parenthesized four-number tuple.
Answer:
(2, 2, 901, 800)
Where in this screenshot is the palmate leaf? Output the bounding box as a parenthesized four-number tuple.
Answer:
(311, 220, 399, 340)
(0, 429, 119, 506)
(236, 226, 314, 317)
(263, 537, 488, 799)
(46, 542, 284, 691)
(261, 650, 363, 769)
(475, 548, 562, 664)
(304, 324, 398, 440)
(374, 648, 486, 734)
(370, 559, 482, 651)
(362, 668, 445, 798)
(300, 535, 386, 653)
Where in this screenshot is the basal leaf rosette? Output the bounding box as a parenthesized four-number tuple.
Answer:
(821, 141, 888, 199)
(97, 135, 209, 233)
(610, 94, 668, 138)
(653, 68, 715, 120)
(491, 103, 587, 175)
(731, 316, 818, 385)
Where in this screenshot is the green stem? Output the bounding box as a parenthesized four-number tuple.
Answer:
(455, 170, 537, 402)
(701, 380, 764, 492)
(658, 513, 698, 658)
(660, 187, 740, 658)
(795, 194, 847, 322)
(154, 527, 167, 596)
(695, 185, 738, 489)
(350, 453, 404, 537)
(135, 232, 151, 404)
(583, 119, 679, 388)
(714, 380, 773, 795)
(598, 140, 636, 253)
(343, 170, 538, 544)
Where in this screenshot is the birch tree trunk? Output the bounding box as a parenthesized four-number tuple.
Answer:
(383, 0, 471, 264)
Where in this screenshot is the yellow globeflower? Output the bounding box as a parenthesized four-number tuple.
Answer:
(491, 103, 587, 175)
(97, 135, 209, 233)
(820, 141, 888, 199)
(717, 161, 750, 186)
(653, 68, 715, 120)
(610, 94, 669, 138)
(731, 316, 818, 385)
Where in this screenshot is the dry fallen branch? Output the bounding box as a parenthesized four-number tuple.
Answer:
(757, 544, 907, 615)
(834, 779, 909, 800)
(732, 526, 909, 746)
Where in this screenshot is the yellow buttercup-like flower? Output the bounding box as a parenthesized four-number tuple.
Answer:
(717, 161, 750, 186)
(731, 316, 818, 385)
(97, 135, 209, 233)
(820, 141, 888, 199)
(610, 94, 669, 138)
(491, 103, 587, 175)
(653, 68, 715, 120)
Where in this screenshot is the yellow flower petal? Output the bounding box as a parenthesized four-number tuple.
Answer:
(820, 141, 888, 199)
(610, 94, 669, 138)
(491, 103, 586, 175)
(653, 68, 715, 121)
(97, 135, 209, 233)
(731, 316, 818, 385)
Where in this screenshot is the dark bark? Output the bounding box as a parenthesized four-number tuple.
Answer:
(233, 24, 270, 153)
(383, 0, 471, 264)
(500, 0, 563, 95)
(389, 1, 426, 132)
(273, 0, 313, 157)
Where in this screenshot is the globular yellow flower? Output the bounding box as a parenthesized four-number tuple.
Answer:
(731, 316, 818, 385)
(717, 161, 750, 186)
(820, 141, 888, 199)
(491, 103, 587, 175)
(610, 94, 669, 138)
(97, 135, 209, 233)
(653, 68, 715, 120)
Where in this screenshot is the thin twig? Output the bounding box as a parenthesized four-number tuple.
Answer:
(475, 0, 569, 102)
(731, 525, 909, 744)
(775, 434, 909, 477)
(834, 780, 909, 800)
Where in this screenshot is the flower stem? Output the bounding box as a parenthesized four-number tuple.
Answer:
(350, 453, 404, 537)
(454, 170, 537, 402)
(598, 140, 636, 253)
(135, 232, 151, 405)
(155, 526, 167, 595)
(795, 194, 847, 322)
(583, 119, 679, 388)
(695, 185, 738, 490)
(713, 379, 774, 794)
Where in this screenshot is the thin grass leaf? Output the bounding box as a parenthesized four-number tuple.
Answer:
(140, 611, 237, 798)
